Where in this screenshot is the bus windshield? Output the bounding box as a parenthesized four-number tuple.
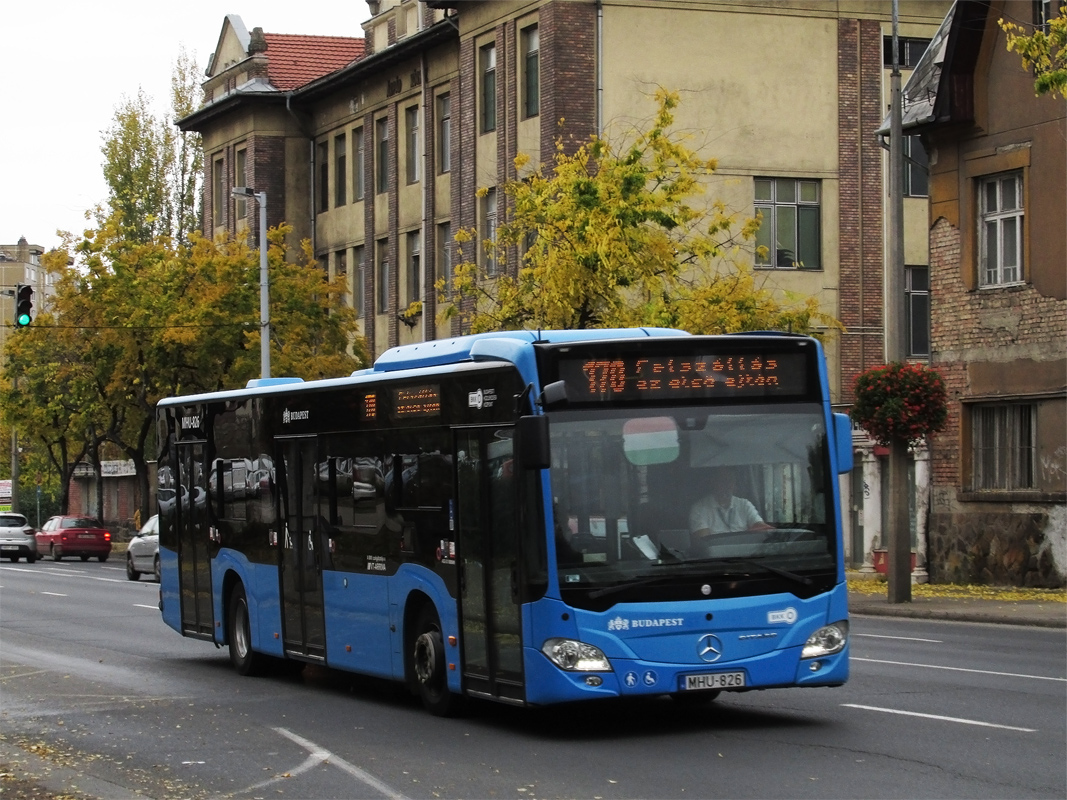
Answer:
(548, 404, 837, 605)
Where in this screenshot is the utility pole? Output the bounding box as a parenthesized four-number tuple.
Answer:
(232, 187, 271, 380)
(886, 0, 912, 603)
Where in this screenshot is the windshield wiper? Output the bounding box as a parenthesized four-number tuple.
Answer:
(669, 556, 814, 590)
(721, 558, 813, 589)
(586, 576, 664, 600)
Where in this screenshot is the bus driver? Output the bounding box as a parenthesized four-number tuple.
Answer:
(689, 466, 773, 539)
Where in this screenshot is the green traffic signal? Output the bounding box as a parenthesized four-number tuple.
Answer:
(15, 283, 33, 327)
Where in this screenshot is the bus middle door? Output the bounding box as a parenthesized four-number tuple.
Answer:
(276, 436, 326, 661)
(455, 427, 525, 705)
(177, 441, 213, 639)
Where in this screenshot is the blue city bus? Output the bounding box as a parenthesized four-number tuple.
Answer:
(156, 328, 852, 716)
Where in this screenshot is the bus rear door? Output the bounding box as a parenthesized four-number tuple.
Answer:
(455, 427, 525, 704)
(276, 436, 326, 661)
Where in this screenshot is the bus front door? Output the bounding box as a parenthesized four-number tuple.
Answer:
(277, 436, 326, 661)
(177, 441, 213, 639)
(455, 427, 525, 704)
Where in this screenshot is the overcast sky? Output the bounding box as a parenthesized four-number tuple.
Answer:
(4, 2, 370, 253)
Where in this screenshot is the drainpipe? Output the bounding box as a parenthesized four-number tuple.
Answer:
(596, 0, 603, 134)
(420, 50, 429, 342)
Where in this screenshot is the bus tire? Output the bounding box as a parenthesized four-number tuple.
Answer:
(228, 583, 267, 677)
(412, 604, 464, 717)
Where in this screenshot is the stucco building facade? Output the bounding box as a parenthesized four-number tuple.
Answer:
(179, 0, 954, 571)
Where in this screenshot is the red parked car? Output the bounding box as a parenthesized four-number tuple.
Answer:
(36, 516, 112, 562)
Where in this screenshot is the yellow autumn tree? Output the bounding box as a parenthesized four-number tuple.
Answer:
(438, 88, 840, 337)
(1000, 4, 1067, 98)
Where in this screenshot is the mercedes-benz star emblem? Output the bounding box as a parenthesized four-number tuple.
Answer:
(697, 633, 723, 663)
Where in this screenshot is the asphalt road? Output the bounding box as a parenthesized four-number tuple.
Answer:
(1, 559, 1064, 799)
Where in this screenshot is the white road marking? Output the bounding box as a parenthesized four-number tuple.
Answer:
(843, 703, 1037, 732)
(40, 591, 67, 597)
(133, 604, 159, 610)
(254, 726, 411, 800)
(852, 656, 1066, 682)
(854, 633, 943, 643)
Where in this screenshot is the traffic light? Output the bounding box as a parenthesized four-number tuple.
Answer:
(15, 284, 33, 327)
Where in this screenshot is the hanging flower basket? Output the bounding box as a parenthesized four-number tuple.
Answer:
(851, 362, 948, 446)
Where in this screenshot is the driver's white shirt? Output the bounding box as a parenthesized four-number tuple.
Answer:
(689, 495, 764, 534)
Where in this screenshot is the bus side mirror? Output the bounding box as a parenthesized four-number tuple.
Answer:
(833, 413, 853, 474)
(517, 415, 551, 470)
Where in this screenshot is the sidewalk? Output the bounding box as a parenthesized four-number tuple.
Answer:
(847, 578, 1067, 629)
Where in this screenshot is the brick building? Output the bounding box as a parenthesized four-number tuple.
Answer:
(179, 0, 952, 569)
(898, 0, 1065, 586)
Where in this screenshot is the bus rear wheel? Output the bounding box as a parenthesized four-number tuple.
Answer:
(228, 584, 267, 677)
(412, 605, 464, 717)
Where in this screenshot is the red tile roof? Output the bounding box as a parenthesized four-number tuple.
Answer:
(263, 33, 365, 91)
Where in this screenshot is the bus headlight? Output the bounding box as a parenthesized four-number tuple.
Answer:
(541, 638, 612, 672)
(801, 621, 848, 659)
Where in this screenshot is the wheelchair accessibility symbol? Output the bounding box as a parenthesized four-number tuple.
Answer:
(643, 670, 658, 686)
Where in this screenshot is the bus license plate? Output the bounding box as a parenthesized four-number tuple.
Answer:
(683, 671, 745, 691)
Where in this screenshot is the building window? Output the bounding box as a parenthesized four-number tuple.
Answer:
(406, 106, 420, 185)
(354, 244, 365, 318)
(234, 148, 248, 222)
(317, 141, 329, 213)
(336, 249, 348, 306)
(377, 238, 389, 313)
(335, 134, 347, 207)
(438, 222, 451, 296)
(483, 188, 499, 275)
(212, 156, 225, 228)
(354, 127, 365, 201)
(903, 136, 928, 197)
(522, 25, 540, 119)
(407, 230, 421, 304)
(972, 403, 1035, 491)
(754, 178, 821, 269)
(376, 118, 389, 195)
(481, 43, 497, 133)
(438, 94, 451, 174)
(905, 266, 929, 357)
(979, 172, 1023, 287)
(1034, 0, 1053, 32)
(883, 36, 931, 68)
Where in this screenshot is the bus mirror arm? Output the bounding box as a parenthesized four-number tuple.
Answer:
(515, 383, 535, 415)
(517, 415, 551, 470)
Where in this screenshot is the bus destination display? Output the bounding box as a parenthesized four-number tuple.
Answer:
(393, 384, 442, 418)
(558, 351, 808, 401)
(360, 392, 378, 421)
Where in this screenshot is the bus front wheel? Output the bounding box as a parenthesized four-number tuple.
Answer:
(228, 584, 267, 677)
(412, 605, 464, 717)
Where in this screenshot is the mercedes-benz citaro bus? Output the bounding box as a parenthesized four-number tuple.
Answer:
(156, 328, 852, 716)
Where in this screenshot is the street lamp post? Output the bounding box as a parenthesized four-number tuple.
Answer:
(232, 187, 270, 380)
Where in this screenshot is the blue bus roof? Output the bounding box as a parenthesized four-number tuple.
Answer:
(367, 327, 689, 373)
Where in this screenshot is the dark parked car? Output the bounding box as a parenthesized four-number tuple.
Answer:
(126, 514, 159, 581)
(0, 513, 38, 563)
(36, 516, 112, 562)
